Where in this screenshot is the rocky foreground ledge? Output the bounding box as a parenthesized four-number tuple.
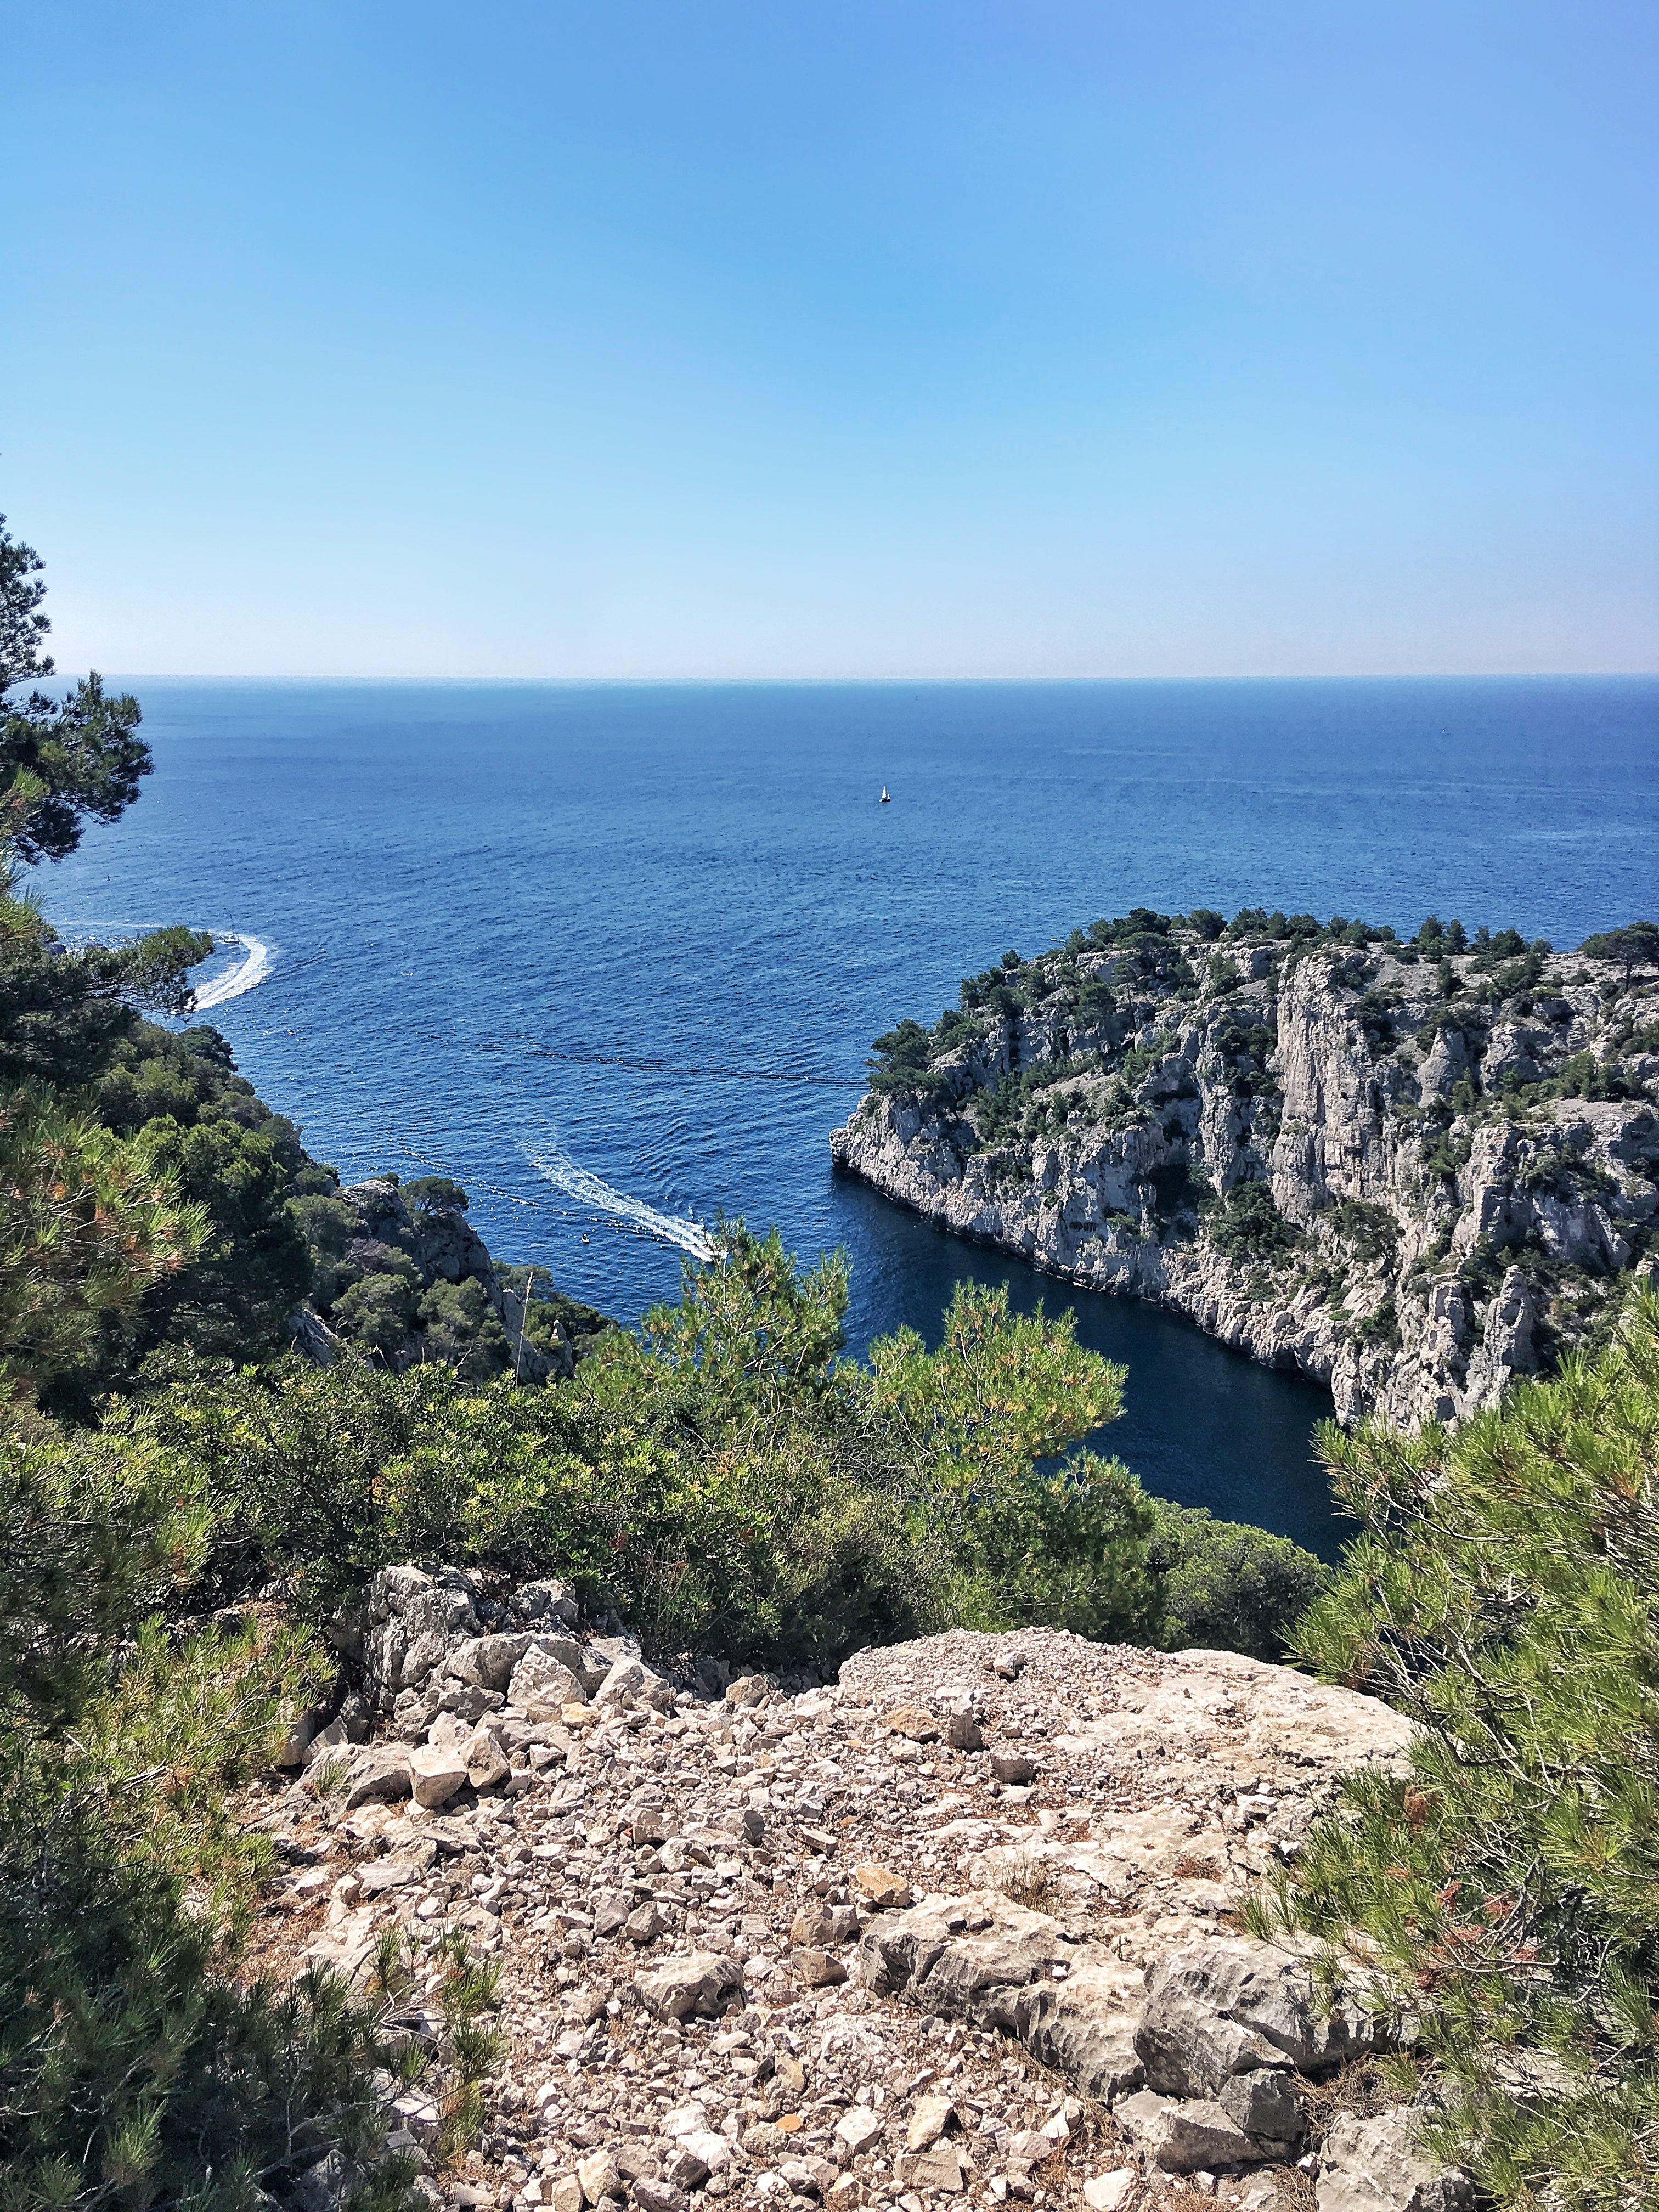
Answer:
(245, 1568, 1467, 2212)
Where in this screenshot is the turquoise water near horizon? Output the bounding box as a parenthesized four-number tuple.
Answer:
(41, 676, 1659, 1558)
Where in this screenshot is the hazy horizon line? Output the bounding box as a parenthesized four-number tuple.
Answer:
(44, 667, 1659, 686)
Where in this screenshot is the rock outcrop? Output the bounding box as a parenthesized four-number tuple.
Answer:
(832, 917, 1659, 1427)
(287, 1175, 578, 1380)
(245, 1613, 1476, 2212)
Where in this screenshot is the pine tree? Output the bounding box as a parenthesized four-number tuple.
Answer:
(1258, 1286, 1659, 2207)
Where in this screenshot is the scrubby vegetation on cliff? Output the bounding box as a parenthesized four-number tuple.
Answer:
(42, 1223, 1321, 1671)
(837, 902, 1659, 1429)
(0, 1209, 1324, 2205)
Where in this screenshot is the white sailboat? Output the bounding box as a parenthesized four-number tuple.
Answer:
(880, 786, 890, 803)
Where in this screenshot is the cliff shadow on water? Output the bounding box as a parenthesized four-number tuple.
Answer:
(830, 1173, 1343, 1561)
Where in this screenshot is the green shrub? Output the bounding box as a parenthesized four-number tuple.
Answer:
(1209, 1180, 1299, 1261)
(1075, 973, 1118, 1023)
(418, 1274, 512, 1378)
(866, 1017, 952, 1101)
(331, 1268, 417, 1359)
(0, 1424, 413, 2212)
(1550, 1049, 1644, 1103)
(1258, 1288, 1659, 2209)
(494, 1266, 615, 1358)
(1146, 1502, 1328, 1660)
(1327, 1199, 1401, 1268)
(1579, 922, 1659, 986)
(1420, 1128, 1472, 1183)
(403, 1173, 469, 1214)
(128, 1224, 1189, 1666)
(1350, 1290, 1401, 1349)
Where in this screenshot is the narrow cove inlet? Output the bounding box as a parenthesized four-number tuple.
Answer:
(830, 1178, 1339, 1559)
(10, 21, 1659, 2206)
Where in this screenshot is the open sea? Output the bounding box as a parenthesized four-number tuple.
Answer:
(43, 677, 1659, 1558)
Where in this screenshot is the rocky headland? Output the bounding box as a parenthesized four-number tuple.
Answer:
(288, 1173, 612, 1382)
(251, 1566, 1457, 2212)
(831, 912, 1659, 1428)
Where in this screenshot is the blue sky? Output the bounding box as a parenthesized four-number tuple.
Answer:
(4, 2, 1656, 676)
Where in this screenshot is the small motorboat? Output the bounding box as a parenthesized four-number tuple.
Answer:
(880, 786, 890, 803)
(580, 1233, 590, 1244)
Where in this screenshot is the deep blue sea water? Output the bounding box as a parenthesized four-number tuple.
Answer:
(42, 678, 1659, 1558)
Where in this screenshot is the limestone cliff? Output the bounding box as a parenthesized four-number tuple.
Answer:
(831, 912, 1659, 1427)
(287, 1175, 596, 1381)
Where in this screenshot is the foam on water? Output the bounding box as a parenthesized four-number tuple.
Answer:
(526, 1141, 715, 1260)
(193, 933, 273, 1009)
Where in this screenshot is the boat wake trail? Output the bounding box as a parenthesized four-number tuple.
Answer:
(194, 934, 274, 1009)
(525, 1142, 715, 1261)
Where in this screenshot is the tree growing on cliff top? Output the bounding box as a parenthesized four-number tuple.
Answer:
(867, 1015, 951, 1099)
(1581, 920, 1659, 988)
(1256, 1286, 1659, 2209)
(1, 516, 151, 863)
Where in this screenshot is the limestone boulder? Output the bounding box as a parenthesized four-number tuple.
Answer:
(635, 1951, 747, 2022)
(509, 1644, 586, 1715)
(575, 2149, 620, 2205)
(362, 1565, 482, 1709)
(409, 1742, 469, 1809)
(1316, 2109, 1474, 2212)
(835, 2107, 885, 2159)
(320, 1743, 413, 1810)
(1115, 2090, 1266, 2172)
(1137, 1936, 1400, 2102)
(595, 1656, 676, 1716)
(901, 2142, 964, 2192)
(857, 1892, 1144, 2104)
(444, 1632, 538, 1691)
(506, 1576, 579, 1628)
(461, 1725, 510, 1790)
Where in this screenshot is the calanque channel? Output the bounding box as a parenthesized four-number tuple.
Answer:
(245, 1562, 1473, 2212)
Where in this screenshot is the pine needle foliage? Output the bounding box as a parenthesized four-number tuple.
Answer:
(0, 1095, 207, 1402)
(0, 1427, 416, 2212)
(1260, 1286, 1659, 2209)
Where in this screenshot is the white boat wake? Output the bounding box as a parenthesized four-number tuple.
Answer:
(526, 1142, 715, 1260)
(193, 933, 274, 1009)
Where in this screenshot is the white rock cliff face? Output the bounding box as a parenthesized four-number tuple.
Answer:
(832, 926, 1659, 1430)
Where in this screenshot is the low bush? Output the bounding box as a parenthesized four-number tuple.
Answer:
(1146, 1502, 1329, 1660)
(132, 1228, 1158, 1660)
(0, 1423, 414, 2212)
(1208, 1178, 1300, 1262)
(1327, 1198, 1401, 1268)
(102, 1223, 1329, 1672)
